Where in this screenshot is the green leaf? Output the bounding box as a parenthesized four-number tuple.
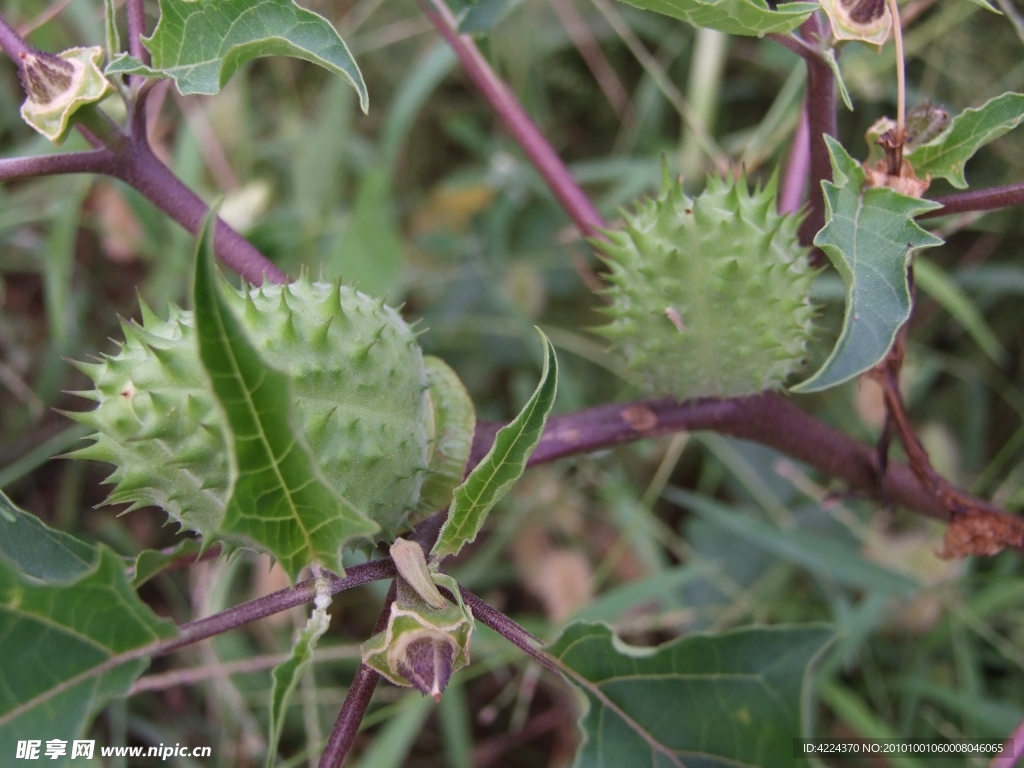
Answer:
(548, 621, 834, 768)
(611, 0, 816, 37)
(662, 487, 919, 595)
(192, 211, 377, 581)
(906, 92, 1024, 189)
(131, 539, 204, 587)
(105, 0, 367, 111)
(791, 137, 943, 393)
(913, 257, 1007, 365)
(0, 491, 95, 582)
(266, 581, 331, 768)
(0, 496, 175, 762)
(103, 0, 122, 63)
(431, 330, 557, 559)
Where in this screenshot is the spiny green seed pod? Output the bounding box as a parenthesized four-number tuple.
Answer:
(66, 275, 450, 546)
(596, 170, 818, 400)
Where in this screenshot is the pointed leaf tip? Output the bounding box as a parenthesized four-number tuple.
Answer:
(191, 209, 377, 582)
(431, 329, 557, 559)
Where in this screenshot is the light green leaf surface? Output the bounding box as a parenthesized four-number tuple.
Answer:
(432, 330, 557, 559)
(266, 597, 331, 768)
(131, 539, 204, 587)
(0, 496, 175, 765)
(907, 92, 1024, 189)
(611, 0, 816, 37)
(548, 621, 834, 768)
(662, 487, 919, 595)
(105, 0, 367, 110)
(914, 257, 1007, 365)
(792, 137, 943, 393)
(0, 491, 95, 581)
(192, 213, 377, 581)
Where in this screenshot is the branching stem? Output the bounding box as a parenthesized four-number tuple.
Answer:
(0, 10, 284, 284)
(0, 560, 397, 731)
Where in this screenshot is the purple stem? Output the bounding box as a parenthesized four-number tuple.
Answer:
(780, 105, 809, 215)
(415, 0, 607, 238)
(126, 0, 149, 64)
(169, 560, 396, 656)
(922, 182, 1024, 219)
(452, 586, 560, 675)
(0, 149, 114, 179)
(470, 393, 946, 521)
(795, 12, 836, 249)
(318, 582, 398, 768)
(110, 144, 286, 283)
(0, 11, 285, 285)
(0, 13, 31, 59)
(766, 31, 819, 60)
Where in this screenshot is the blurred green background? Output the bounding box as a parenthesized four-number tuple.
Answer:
(3, 0, 1024, 765)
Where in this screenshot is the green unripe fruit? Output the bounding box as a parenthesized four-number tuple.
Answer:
(67, 275, 469, 549)
(596, 171, 818, 400)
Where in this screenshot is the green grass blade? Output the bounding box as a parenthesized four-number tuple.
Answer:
(914, 257, 1007, 365)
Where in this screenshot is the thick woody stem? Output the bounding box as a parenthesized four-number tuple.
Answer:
(468, 392, 1023, 539)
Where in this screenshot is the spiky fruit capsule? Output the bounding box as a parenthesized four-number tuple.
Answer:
(67, 276, 433, 544)
(596, 172, 817, 400)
